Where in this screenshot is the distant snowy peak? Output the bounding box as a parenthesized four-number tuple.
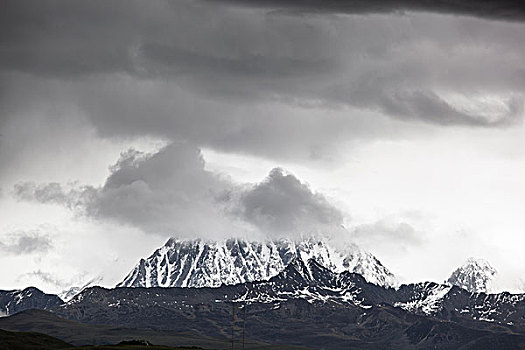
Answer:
(59, 277, 102, 302)
(447, 257, 497, 293)
(118, 238, 397, 289)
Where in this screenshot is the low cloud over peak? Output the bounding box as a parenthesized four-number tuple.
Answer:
(14, 144, 345, 239)
(237, 168, 344, 234)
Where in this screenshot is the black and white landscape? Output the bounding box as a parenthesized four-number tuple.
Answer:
(2, 238, 525, 348)
(0, 240, 525, 349)
(2, 0, 525, 348)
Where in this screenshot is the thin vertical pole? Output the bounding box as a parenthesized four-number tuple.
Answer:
(242, 303, 246, 350)
(232, 302, 235, 350)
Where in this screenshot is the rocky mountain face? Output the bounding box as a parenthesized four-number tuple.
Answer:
(447, 258, 497, 293)
(63, 258, 525, 328)
(395, 282, 525, 324)
(0, 287, 63, 316)
(63, 258, 390, 324)
(3, 258, 525, 349)
(48, 258, 525, 349)
(4, 303, 524, 350)
(118, 238, 397, 289)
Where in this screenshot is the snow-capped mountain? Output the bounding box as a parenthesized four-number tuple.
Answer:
(117, 238, 397, 289)
(6, 261, 525, 350)
(64, 256, 525, 330)
(59, 277, 102, 302)
(3, 256, 525, 349)
(447, 258, 497, 293)
(73, 258, 383, 312)
(394, 280, 525, 324)
(394, 282, 453, 315)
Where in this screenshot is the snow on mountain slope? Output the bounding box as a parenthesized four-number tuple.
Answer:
(394, 282, 453, 315)
(117, 238, 397, 289)
(447, 258, 497, 293)
(59, 277, 102, 302)
(394, 258, 500, 317)
(0, 287, 63, 316)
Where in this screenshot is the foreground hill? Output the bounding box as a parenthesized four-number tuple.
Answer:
(0, 309, 307, 349)
(0, 328, 72, 350)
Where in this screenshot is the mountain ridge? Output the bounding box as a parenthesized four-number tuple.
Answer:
(3, 257, 525, 349)
(61, 256, 525, 328)
(117, 237, 398, 289)
(0, 287, 63, 316)
(447, 257, 497, 293)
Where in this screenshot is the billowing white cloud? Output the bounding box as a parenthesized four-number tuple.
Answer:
(14, 143, 344, 239)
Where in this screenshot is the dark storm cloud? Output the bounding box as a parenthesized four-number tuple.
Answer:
(13, 144, 344, 237)
(1, 0, 524, 134)
(209, 0, 525, 22)
(0, 230, 53, 255)
(0, 0, 140, 77)
(238, 168, 344, 233)
(0, 0, 336, 80)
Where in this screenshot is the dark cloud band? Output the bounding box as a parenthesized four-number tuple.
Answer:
(1, 0, 523, 135)
(208, 0, 525, 22)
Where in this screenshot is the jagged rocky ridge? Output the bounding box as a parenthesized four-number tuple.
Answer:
(118, 238, 397, 288)
(447, 257, 497, 293)
(3, 258, 525, 326)
(54, 258, 525, 349)
(3, 259, 525, 349)
(60, 258, 525, 327)
(0, 287, 63, 316)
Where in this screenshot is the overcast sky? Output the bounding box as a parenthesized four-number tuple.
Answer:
(1, 0, 525, 294)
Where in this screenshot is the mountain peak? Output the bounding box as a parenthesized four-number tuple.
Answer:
(118, 237, 397, 289)
(447, 257, 497, 293)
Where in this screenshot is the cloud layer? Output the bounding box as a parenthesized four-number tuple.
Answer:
(2, 0, 525, 293)
(14, 143, 344, 239)
(0, 230, 53, 255)
(2, 0, 524, 162)
(210, 0, 525, 22)
(238, 168, 344, 233)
